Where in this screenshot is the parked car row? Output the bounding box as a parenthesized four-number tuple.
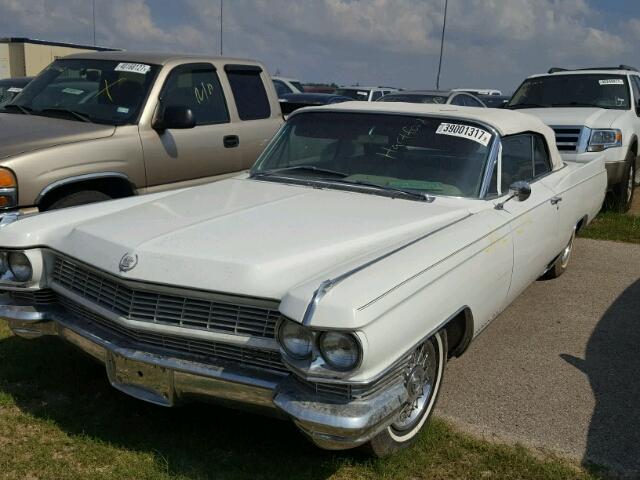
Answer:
(0, 52, 631, 457)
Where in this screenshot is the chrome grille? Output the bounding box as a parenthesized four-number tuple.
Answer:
(57, 295, 288, 375)
(9, 289, 57, 305)
(552, 126, 583, 152)
(51, 256, 281, 339)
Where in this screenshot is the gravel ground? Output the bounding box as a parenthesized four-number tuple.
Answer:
(437, 238, 640, 476)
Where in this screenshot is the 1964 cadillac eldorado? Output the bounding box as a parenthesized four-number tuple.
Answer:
(0, 102, 606, 455)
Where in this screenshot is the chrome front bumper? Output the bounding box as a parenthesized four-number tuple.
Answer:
(1, 296, 407, 450)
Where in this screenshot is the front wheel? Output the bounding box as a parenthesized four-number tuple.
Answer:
(364, 330, 447, 457)
(45, 190, 111, 210)
(610, 152, 635, 212)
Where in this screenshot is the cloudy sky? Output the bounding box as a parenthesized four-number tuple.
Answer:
(1, 0, 639, 93)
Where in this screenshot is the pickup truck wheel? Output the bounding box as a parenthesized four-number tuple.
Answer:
(610, 152, 635, 212)
(46, 190, 111, 210)
(364, 330, 447, 457)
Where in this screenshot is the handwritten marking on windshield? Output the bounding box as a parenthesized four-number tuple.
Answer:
(376, 120, 425, 160)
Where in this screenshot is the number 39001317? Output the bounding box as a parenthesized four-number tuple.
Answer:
(436, 122, 492, 146)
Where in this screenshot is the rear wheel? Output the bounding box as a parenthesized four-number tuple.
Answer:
(610, 151, 635, 212)
(46, 190, 111, 210)
(364, 330, 447, 457)
(541, 229, 575, 280)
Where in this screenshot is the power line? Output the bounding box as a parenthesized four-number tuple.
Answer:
(436, 0, 448, 89)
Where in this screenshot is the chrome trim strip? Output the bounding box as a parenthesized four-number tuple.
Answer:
(301, 213, 473, 326)
(34, 172, 135, 205)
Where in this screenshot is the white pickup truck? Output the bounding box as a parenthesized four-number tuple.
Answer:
(507, 65, 640, 211)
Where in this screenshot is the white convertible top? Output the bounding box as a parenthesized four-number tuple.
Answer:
(296, 101, 563, 170)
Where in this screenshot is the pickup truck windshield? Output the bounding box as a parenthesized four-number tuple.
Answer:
(334, 89, 370, 101)
(252, 112, 494, 198)
(0, 59, 160, 125)
(508, 74, 630, 110)
(378, 94, 449, 104)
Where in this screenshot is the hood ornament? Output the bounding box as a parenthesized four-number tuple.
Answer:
(119, 253, 138, 272)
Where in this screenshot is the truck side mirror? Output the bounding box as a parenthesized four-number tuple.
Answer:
(153, 105, 196, 131)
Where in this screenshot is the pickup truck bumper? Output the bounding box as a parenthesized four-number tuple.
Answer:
(1, 294, 406, 450)
(560, 150, 629, 187)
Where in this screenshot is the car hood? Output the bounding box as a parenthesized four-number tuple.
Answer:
(20, 178, 472, 300)
(521, 107, 621, 128)
(0, 113, 115, 159)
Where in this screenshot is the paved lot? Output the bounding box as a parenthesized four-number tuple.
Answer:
(437, 238, 640, 475)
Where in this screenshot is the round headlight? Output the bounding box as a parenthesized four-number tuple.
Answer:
(8, 252, 32, 282)
(278, 319, 312, 359)
(319, 332, 360, 371)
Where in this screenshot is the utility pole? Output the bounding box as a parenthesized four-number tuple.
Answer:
(92, 0, 96, 45)
(436, 0, 448, 89)
(220, 0, 223, 55)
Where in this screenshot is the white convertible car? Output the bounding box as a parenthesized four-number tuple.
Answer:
(0, 103, 606, 455)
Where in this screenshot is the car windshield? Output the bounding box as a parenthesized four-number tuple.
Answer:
(251, 112, 495, 198)
(507, 74, 630, 110)
(0, 85, 23, 107)
(379, 94, 449, 104)
(335, 88, 370, 101)
(291, 81, 305, 92)
(0, 59, 160, 124)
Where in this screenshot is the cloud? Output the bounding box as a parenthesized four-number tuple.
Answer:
(0, 0, 638, 92)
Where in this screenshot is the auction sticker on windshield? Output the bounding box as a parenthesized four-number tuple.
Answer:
(115, 63, 151, 75)
(436, 123, 492, 146)
(599, 79, 624, 85)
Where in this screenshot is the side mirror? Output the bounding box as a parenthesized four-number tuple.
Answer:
(153, 105, 196, 131)
(495, 180, 531, 210)
(509, 180, 532, 202)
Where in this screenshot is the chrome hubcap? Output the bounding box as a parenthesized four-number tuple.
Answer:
(392, 340, 437, 432)
(560, 233, 574, 268)
(628, 167, 634, 202)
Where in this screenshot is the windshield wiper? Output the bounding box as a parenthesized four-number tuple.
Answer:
(40, 108, 91, 123)
(251, 165, 349, 178)
(319, 178, 434, 202)
(550, 102, 603, 108)
(1, 104, 32, 115)
(505, 103, 546, 109)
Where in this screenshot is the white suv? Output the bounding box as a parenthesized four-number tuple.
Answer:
(507, 65, 640, 211)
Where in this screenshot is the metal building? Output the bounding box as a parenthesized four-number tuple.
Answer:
(0, 37, 119, 79)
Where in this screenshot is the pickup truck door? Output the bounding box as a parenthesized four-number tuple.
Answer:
(493, 134, 560, 302)
(139, 62, 242, 188)
(223, 65, 283, 169)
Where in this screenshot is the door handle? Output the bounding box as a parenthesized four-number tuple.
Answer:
(223, 135, 239, 148)
(550, 196, 563, 205)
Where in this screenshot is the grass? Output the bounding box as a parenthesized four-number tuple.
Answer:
(0, 321, 605, 480)
(579, 210, 640, 244)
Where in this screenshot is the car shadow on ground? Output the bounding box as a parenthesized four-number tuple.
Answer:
(0, 333, 351, 479)
(561, 279, 640, 477)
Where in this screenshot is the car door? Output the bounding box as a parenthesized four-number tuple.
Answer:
(491, 134, 559, 302)
(139, 62, 242, 187)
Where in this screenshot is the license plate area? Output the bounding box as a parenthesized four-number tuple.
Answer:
(106, 353, 175, 407)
